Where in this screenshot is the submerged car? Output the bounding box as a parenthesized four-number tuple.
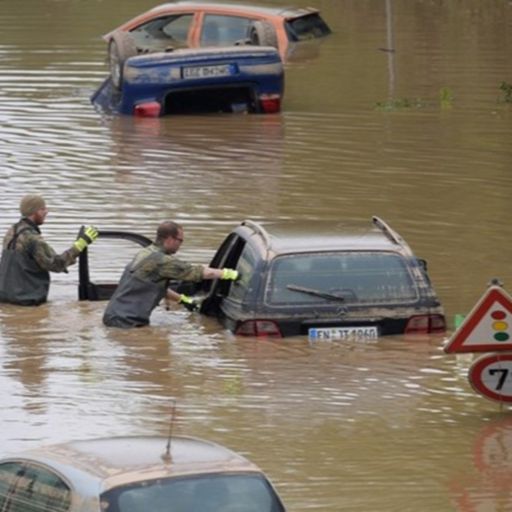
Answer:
(104, 1, 332, 71)
(78, 217, 446, 339)
(0, 435, 286, 512)
(92, 1, 330, 117)
(91, 45, 284, 117)
(195, 217, 446, 338)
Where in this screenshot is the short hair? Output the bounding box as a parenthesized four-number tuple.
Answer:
(20, 194, 46, 217)
(156, 221, 182, 243)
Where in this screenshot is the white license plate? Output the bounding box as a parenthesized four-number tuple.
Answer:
(309, 326, 379, 341)
(182, 64, 235, 79)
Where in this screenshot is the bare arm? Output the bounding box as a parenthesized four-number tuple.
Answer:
(165, 289, 182, 302)
(159, 257, 236, 282)
(164, 288, 181, 310)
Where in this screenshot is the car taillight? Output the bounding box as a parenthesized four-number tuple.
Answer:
(429, 314, 447, 333)
(258, 94, 281, 114)
(405, 314, 446, 334)
(134, 101, 161, 117)
(235, 320, 283, 337)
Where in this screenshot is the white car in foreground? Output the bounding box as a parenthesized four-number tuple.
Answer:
(0, 436, 286, 512)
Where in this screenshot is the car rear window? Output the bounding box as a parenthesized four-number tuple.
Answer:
(102, 473, 285, 512)
(285, 13, 331, 42)
(267, 252, 419, 305)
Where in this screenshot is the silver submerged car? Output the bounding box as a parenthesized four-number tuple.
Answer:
(0, 436, 286, 512)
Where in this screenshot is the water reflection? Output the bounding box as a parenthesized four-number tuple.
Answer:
(449, 415, 512, 511)
(1, 305, 53, 406)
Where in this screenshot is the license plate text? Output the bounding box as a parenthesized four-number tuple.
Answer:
(182, 64, 234, 79)
(309, 326, 379, 341)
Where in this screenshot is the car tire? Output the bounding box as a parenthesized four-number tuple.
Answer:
(249, 21, 278, 49)
(108, 32, 138, 90)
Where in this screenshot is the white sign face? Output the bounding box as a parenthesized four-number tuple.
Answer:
(444, 286, 512, 353)
(469, 353, 512, 403)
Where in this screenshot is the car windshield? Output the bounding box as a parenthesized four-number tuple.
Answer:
(267, 252, 418, 305)
(285, 13, 331, 42)
(101, 472, 285, 512)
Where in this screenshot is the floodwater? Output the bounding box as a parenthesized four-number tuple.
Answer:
(1, 0, 512, 510)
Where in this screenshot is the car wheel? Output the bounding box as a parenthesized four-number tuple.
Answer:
(248, 21, 278, 49)
(108, 32, 138, 90)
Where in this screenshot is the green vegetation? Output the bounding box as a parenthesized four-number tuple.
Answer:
(500, 81, 512, 103)
(439, 87, 454, 108)
(375, 97, 427, 111)
(375, 87, 454, 111)
(376, 83, 512, 110)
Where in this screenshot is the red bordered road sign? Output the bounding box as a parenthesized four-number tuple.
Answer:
(469, 353, 512, 403)
(444, 286, 512, 354)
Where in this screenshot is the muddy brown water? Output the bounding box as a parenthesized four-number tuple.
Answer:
(1, 0, 512, 510)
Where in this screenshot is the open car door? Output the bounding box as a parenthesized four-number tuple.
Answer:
(78, 230, 151, 300)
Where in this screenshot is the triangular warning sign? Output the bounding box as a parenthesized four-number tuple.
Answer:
(444, 286, 512, 353)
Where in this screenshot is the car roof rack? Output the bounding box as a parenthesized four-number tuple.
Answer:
(241, 219, 270, 246)
(372, 216, 414, 256)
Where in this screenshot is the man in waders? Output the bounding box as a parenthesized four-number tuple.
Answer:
(0, 194, 98, 306)
(102, 220, 239, 328)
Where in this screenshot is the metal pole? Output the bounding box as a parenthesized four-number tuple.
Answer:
(385, 0, 396, 99)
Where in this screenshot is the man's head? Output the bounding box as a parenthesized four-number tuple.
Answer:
(156, 221, 184, 254)
(20, 194, 48, 225)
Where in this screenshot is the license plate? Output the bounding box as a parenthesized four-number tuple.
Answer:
(308, 326, 379, 341)
(182, 64, 235, 79)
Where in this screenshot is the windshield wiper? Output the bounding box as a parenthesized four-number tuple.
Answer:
(286, 284, 345, 302)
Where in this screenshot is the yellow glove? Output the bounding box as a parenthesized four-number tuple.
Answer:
(221, 268, 239, 281)
(74, 226, 99, 252)
(179, 294, 199, 312)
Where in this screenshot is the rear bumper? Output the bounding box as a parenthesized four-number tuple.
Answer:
(220, 302, 446, 338)
(91, 46, 284, 116)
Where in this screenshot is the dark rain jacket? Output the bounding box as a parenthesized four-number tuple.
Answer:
(0, 218, 79, 306)
(102, 244, 204, 328)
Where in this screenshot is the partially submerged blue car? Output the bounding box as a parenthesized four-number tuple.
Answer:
(91, 44, 284, 117)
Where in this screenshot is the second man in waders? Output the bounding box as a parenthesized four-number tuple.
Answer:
(102, 220, 239, 328)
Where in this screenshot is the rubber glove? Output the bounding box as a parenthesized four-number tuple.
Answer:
(221, 268, 239, 281)
(74, 226, 99, 252)
(179, 294, 199, 312)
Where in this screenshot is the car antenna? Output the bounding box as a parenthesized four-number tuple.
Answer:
(161, 399, 176, 464)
